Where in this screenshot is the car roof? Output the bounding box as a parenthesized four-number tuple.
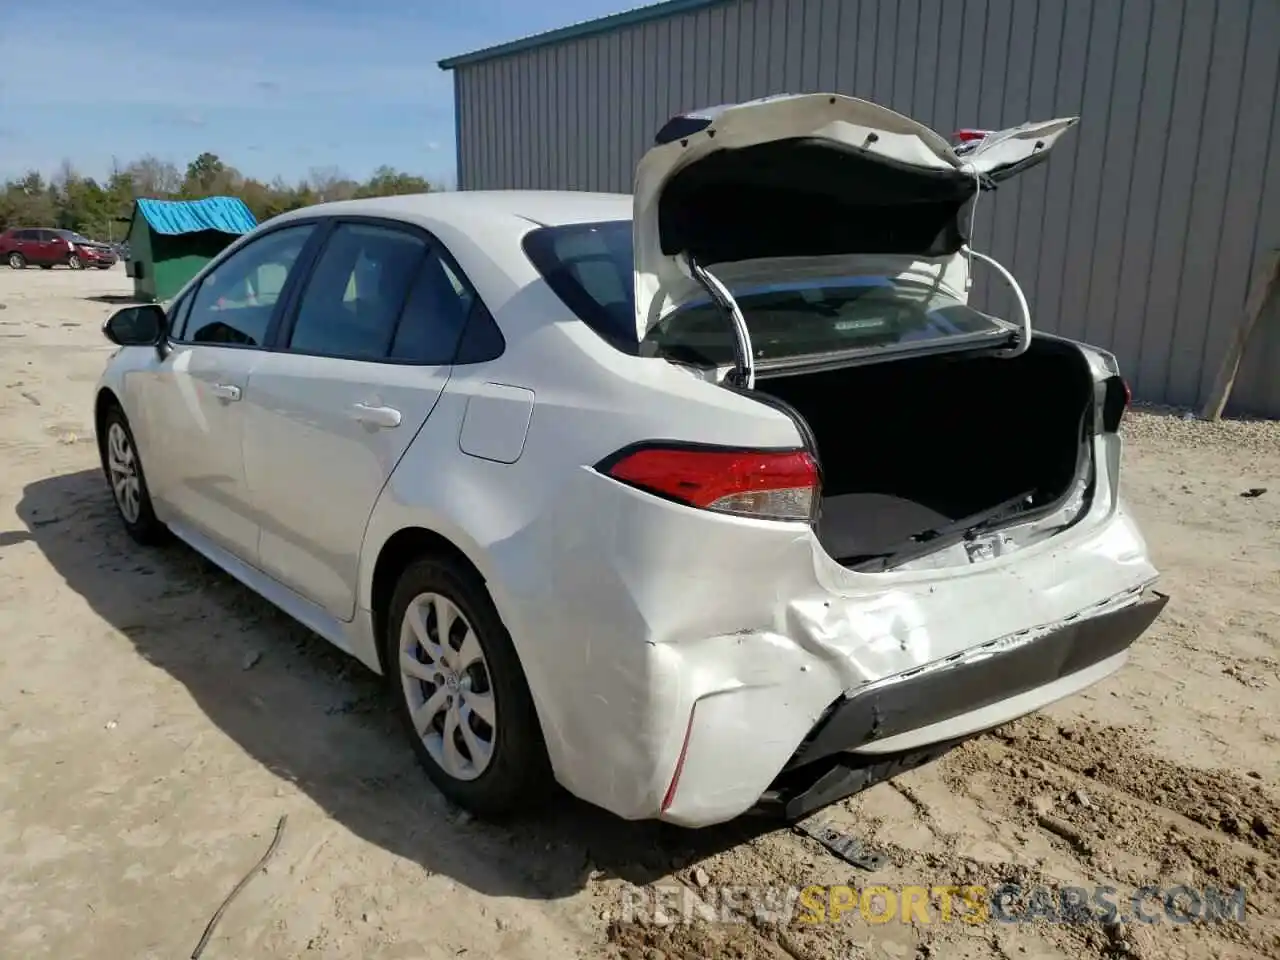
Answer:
(270, 190, 632, 232)
(237, 191, 634, 327)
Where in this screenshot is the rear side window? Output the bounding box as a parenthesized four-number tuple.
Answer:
(522, 220, 637, 354)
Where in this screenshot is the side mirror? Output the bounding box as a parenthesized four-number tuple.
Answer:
(103, 304, 166, 347)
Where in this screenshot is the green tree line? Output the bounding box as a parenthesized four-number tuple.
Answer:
(0, 152, 437, 242)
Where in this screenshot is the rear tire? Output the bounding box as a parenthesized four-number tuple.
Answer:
(7, 252, 25, 269)
(384, 555, 554, 819)
(68, 254, 83, 270)
(99, 404, 169, 545)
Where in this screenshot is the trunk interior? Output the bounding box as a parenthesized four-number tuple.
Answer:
(755, 337, 1095, 568)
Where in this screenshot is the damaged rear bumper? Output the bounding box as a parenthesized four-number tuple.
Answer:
(752, 588, 1168, 821)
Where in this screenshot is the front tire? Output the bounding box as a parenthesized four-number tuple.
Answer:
(68, 254, 83, 270)
(99, 405, 168, 545)
(385, 556, 554, 818)
(7, 252, 25, 269)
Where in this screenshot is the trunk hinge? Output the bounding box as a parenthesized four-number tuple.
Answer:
(962, 246, 1032, 358)
(680, 252, 756, 389)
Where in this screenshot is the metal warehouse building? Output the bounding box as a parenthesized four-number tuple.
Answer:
(441, 0, 1280, 416)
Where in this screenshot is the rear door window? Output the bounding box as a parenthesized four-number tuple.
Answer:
(286, 223, 427, 360)
(388, 253, 476, 363)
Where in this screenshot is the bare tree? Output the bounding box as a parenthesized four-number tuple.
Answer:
(126, 155, 183, 197)
(308, 166, 358, 203)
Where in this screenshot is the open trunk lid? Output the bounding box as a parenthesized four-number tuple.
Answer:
(631, 93, 1077, 342)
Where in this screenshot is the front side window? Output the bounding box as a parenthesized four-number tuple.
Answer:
(183, 224, 317, 347)
(287, 223, 427, 360)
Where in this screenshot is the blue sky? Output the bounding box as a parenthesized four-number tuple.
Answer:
(0, 0, 636, 186)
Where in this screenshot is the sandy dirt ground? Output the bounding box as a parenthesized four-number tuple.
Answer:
(1, 265, 1277, 960)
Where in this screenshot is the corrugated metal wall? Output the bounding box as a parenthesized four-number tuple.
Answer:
(453, 0, 1280, 416)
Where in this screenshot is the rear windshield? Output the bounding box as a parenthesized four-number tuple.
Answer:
(522, 219, 1013, 364)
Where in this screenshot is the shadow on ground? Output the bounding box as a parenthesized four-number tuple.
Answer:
(13, 468, 779, 903)
(83, 294, 144, 305)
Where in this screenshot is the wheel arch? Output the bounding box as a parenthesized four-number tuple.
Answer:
(368, 526, 489, 676)
(94, 387, 122, 464)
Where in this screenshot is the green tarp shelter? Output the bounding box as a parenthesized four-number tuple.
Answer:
(124, 197, 258, 302)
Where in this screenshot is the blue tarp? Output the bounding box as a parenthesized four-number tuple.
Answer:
(134, 197, 258, 236)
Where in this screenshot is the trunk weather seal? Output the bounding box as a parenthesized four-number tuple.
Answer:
(749, 329, 1019, 379)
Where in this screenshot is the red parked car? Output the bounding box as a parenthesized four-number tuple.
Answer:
(0, 228, 118, 270)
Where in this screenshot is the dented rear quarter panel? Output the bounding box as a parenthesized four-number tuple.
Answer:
(366, 309, 1158, 823)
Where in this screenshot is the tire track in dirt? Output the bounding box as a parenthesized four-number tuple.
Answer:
(997, 714, 1277, 858)
(597, 718, 1280, 960)
(943, 723, 1280, 958)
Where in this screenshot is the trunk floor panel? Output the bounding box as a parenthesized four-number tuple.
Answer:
(816, 493, 953, 561)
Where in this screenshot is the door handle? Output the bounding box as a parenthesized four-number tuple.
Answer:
(352, 402, 402, 428)
(210, 382, 241, 401)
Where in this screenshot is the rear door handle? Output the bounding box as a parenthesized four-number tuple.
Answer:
(210, 382, 241, 401)
(352, 402, 401, 428)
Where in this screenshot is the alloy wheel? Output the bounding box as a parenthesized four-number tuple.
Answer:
(68, 254, 82, 270)
(398, 591, 497, 781)
(8, 253, 23, 269)
(106, 422, 142, 523)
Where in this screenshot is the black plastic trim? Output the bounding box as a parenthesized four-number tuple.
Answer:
(786, 589, 1168, 771)
(1102, 375, 1128, 433)
(752, 739, 965, 820)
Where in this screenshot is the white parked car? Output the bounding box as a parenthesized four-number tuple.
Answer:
(94, 94, 1166, 828)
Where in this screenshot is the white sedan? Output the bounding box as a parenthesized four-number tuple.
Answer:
(94, 94, 1166, 828)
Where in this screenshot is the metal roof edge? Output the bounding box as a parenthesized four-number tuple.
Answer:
(438, 0, 726, 69)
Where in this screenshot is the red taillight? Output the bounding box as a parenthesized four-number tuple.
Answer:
(953, 128, 991, 143)
(600, 444, 819, 521)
